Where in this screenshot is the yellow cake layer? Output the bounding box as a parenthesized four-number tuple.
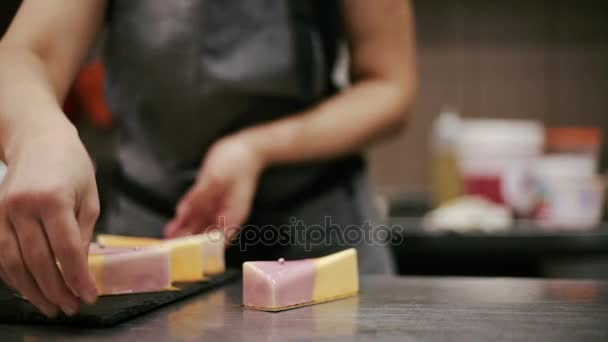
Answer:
(200, 231, 226, 275)
(164, 236, 205, 282)
(88, 254, 106, 294)
(312, 248, 359, 302)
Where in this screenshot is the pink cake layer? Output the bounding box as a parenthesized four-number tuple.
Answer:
(243, 260, 315, 308)
(89, 244, 171, 295)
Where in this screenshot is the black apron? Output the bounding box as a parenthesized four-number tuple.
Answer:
(102, 0, 394, 274)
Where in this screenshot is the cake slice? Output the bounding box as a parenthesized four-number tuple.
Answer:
(88, 244, 172, 295)
(98, 234, 203, 282)
(242, 248, 359, 311)
(97, 232, 225, 282)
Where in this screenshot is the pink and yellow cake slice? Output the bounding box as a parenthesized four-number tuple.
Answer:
(88, 243, 172, 295)
(243, 248, 359, 311)
(97, 232, 225, 282)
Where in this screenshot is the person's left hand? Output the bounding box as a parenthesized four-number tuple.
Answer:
(163, 136, 265, 240)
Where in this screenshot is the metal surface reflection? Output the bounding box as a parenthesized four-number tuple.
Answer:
(168, 290, 227, 339)
(6, 277, 608, 341)
(543, 280, 602, 302)
(240, 296, 360, 339)
(313, 296, 359, 336)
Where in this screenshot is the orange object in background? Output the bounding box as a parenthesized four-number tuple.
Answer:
(545, 127, 602, 155)
(63, 59, 113, 129)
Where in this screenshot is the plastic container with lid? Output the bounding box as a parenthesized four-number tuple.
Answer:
(533, 155, 605, 230)
(545, 127, 602, 154)
(457, 119, 544, 215)
(545, 126, 603, 169)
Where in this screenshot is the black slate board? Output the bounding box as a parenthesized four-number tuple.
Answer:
(0, 269, 239, 328)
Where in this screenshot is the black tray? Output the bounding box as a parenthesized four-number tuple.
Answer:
(0, 269, 239, 328)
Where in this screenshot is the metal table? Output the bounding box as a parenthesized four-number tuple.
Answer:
(2, 276, 608, 341)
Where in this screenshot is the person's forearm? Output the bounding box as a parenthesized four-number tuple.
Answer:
(0, 0, 106, 163)
(233, 0, 416, 168)
(236, 78, 415, 166)
(0, 47, 75, 163)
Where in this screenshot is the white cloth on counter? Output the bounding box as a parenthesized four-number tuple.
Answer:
(423, 196, 513, 233)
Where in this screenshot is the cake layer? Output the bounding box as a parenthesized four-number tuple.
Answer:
(97, 232, 225, 281)
(313, 249, 359, 302)
(164, 236, 205, 282)
(243, 260, 315, 309)
(242, 248, 359, 310)
(88, 244, 172, 295)
(200, 231, 226, 275)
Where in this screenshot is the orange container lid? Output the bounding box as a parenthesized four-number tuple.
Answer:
(545, 127, 603, 150)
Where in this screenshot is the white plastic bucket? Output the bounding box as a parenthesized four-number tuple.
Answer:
(457, 119, 544, 214)
(533, 155, 605, 229)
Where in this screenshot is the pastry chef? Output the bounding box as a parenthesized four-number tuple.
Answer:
(0, 0, 416, 316)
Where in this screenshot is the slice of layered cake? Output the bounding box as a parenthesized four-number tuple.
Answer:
(97, 232, 225, 282)
(243, 248, 359, 311)
(88, 244, 172, 295)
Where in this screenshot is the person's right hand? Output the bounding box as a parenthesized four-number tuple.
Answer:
(0, 121, 99, 317)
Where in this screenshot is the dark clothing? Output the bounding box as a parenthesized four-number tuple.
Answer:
(102, 0, 394, 274)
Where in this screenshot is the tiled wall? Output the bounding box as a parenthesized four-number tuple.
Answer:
(369, 0, 608, 195)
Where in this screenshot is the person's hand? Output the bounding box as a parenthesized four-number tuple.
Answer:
(164, 136, 265, 241)
(0, 122, 99, 317)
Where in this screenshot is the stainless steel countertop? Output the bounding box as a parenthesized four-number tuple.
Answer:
(2, 276, 608, 341)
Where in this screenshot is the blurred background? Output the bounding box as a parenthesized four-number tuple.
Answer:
(1, 0, 607, 279)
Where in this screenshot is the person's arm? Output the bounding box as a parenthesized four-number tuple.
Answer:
(0, 0, 106, 317)
(0, 0, 105, 159)
(165, 0, 416, 238)
(238, 0, 416, 163)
